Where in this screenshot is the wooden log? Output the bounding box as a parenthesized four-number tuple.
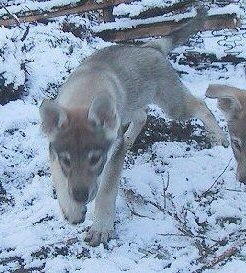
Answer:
(115, 0, 196, 20)
(96, 14, 239, 42)
(0, 0, 135, 27)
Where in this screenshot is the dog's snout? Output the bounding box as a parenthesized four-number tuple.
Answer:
(236, 165, 246, 184)
(73, 188, 89, 203)
(238, 175, 246, 184)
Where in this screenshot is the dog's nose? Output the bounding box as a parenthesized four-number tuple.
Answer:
(236, 167, 246, 184)
(73, 189, 89, 203)
(238, 175, 246, 184)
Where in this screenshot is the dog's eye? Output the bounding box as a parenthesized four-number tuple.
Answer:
(88, 150, 102, 166)
(232, 139, 242, 152)
(59, 152, 71, 168)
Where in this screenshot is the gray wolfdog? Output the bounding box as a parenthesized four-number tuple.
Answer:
(40, 7, 229, 246)
(206, 84, 246, 183)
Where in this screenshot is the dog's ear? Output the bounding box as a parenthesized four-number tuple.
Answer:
(206, 84, 243, 119)
(88, 95, 119, 139)
(39, 99, 68, 140)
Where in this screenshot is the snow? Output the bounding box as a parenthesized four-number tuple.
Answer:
(216, 261, 246, 273)
(0, 16, 110, 102)
(1, 1, 246, 273)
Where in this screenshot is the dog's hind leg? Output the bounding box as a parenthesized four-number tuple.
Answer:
(154, 73, 229, 147)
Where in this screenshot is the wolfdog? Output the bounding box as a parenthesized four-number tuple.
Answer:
(206, 84, 246, 183)
(40, 6, 229, 246)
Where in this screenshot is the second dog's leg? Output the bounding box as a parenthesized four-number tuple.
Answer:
(153, 61, 229, 148)
(154, 74, 229, 148)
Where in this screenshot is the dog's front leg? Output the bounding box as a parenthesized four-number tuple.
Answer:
(85, 136, 125, 246)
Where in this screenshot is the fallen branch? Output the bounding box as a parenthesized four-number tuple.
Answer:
(97, 14, 239, 42)
(193, 236, 246, 273)
(0, 0, 134, 27)
(116, 0, 196, 20)
(1, 3, 20, 25)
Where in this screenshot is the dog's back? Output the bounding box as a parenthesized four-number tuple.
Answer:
(57, 6, 208, 124)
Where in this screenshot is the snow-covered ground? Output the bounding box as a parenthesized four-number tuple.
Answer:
(1, 1, 246, 273)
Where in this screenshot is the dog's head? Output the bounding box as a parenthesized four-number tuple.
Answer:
(40, 95, 120, 222)
(206, 84, 246, 183)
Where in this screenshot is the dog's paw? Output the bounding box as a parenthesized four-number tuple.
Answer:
(221, 137, 230, 148)
(208, 133, 229, 148)
(84, 226, 114, 247)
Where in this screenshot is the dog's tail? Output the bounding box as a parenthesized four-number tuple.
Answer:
(143, 6, 207, 54)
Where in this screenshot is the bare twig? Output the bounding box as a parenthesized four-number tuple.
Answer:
(122, 173, 246, 272)
(209, 246, 239, 267)
(225, 188, 245, 193)
(193, 238, 246, 273)
(20, 25, 30, 42)
(1, 3, 20, 25)
(161, 171, 170, 214)
(0, 0, 134, 27)
(201, 158, 232, 197)
(122, 185, 205, 240)
(45, 236, 80, 248)
(126, 202, 155, 220)
(157, 232, 194, 238)
(191, 229, 246, 272)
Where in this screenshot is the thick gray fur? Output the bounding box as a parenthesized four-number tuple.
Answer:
(40, 6, 229, 247)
